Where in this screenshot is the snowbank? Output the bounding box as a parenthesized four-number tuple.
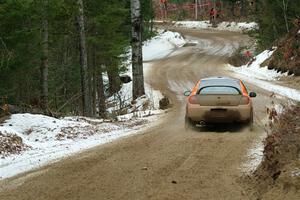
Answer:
(241, 133, 266, 174)
(143, 30, 186, 61)
(174, 21, 258, 32)
(0, 113, 164, 179)
(240, 77, 300, 101)
(227, 49, 300, 102)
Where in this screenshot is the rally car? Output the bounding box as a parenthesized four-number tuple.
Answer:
(184, 77, 256, 130)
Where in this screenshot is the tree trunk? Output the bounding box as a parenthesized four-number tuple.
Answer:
(231, 1, 235, 17)
(195, 0, 198, 20)
(131, 0, 145, 100)
(77, 0, 92, 117)
(282, 0, 289, 33)
(40, 0, 49, 111)
(240, 0, 247, 17)
(91, 50, 96, 116)
(150, 0, 154, 34)
(62, 35, 68, 101)
(107, 65, 121, 95)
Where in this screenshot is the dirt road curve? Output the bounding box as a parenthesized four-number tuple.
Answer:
(1, 29, 274, 200)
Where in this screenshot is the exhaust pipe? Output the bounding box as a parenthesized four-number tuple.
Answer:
(199, 121, 206, 126)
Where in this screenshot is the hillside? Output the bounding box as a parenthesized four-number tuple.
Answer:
(268, 21, 300, 76)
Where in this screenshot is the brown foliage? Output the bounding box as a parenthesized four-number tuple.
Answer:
(268, 22, 300, 75)
(159, 96, 170, 110)
(0, 132, 29, 157)
(259, 105, 300, 181)
(228, 48, 252, 67)
(247, 105, 300, 198)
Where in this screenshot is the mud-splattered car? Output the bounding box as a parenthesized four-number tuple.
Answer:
(184, 77, 256, 130)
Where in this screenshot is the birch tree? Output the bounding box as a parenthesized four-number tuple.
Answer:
(131, 0, 145, 100)
(77, 0, 92, 116)
(195, 0, 198, 20)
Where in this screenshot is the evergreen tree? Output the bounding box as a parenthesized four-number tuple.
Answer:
(0, 0, 132, 116)
(257, 0, 300, 48)
(0, 0, 158, 116)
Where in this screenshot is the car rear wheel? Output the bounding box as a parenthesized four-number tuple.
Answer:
(185, 116, 195, 131)
(248, 110, 254, 131)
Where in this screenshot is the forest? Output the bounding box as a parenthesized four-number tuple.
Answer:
(0, 0, 154, 117)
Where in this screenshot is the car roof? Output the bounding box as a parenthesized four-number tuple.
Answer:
(199, 77, 241, 90)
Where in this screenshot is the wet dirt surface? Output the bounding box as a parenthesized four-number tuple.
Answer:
(0, 29, 276, 200)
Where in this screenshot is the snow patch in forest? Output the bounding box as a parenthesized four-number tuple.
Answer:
(227, 49, 300, 101)
(107, 30, 186, 113)
(174, 21, 258, 32)
(143, 30, 186, 61)
(0, 113, 164, 179)
(106, 62, 163, 114)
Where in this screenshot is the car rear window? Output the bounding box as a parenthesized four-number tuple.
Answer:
(199, 86, 240, 95)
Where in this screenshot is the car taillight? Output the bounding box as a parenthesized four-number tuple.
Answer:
(188, 95, 198, 104)
(240, 96, 250, 105)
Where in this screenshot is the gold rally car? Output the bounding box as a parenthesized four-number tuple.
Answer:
(184, 77, 256, 130)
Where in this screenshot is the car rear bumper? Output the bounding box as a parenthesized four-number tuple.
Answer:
(186, 104, 252, 123)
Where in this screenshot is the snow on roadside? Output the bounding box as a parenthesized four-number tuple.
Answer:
(227, 49, 300, 102)
(241, 133, 266, 174)
(291, 169, 300, 177)
(143, 30, 186, 61)
(0, 112, 164, 179)
(243, 78, 300, 101)
(174, 21, 258, 32)
(231, 49, 299, 173)
(228, 49, 287, 81)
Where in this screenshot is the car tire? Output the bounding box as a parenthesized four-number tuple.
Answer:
(185, 116, 194, 131)
(248, 110, 254, 132)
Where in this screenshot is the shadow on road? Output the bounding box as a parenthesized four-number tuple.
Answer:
(194, 123, 250, 133)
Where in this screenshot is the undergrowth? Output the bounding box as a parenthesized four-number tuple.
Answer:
(249, 104, 300, 198)
(262, 105, 300, 180)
